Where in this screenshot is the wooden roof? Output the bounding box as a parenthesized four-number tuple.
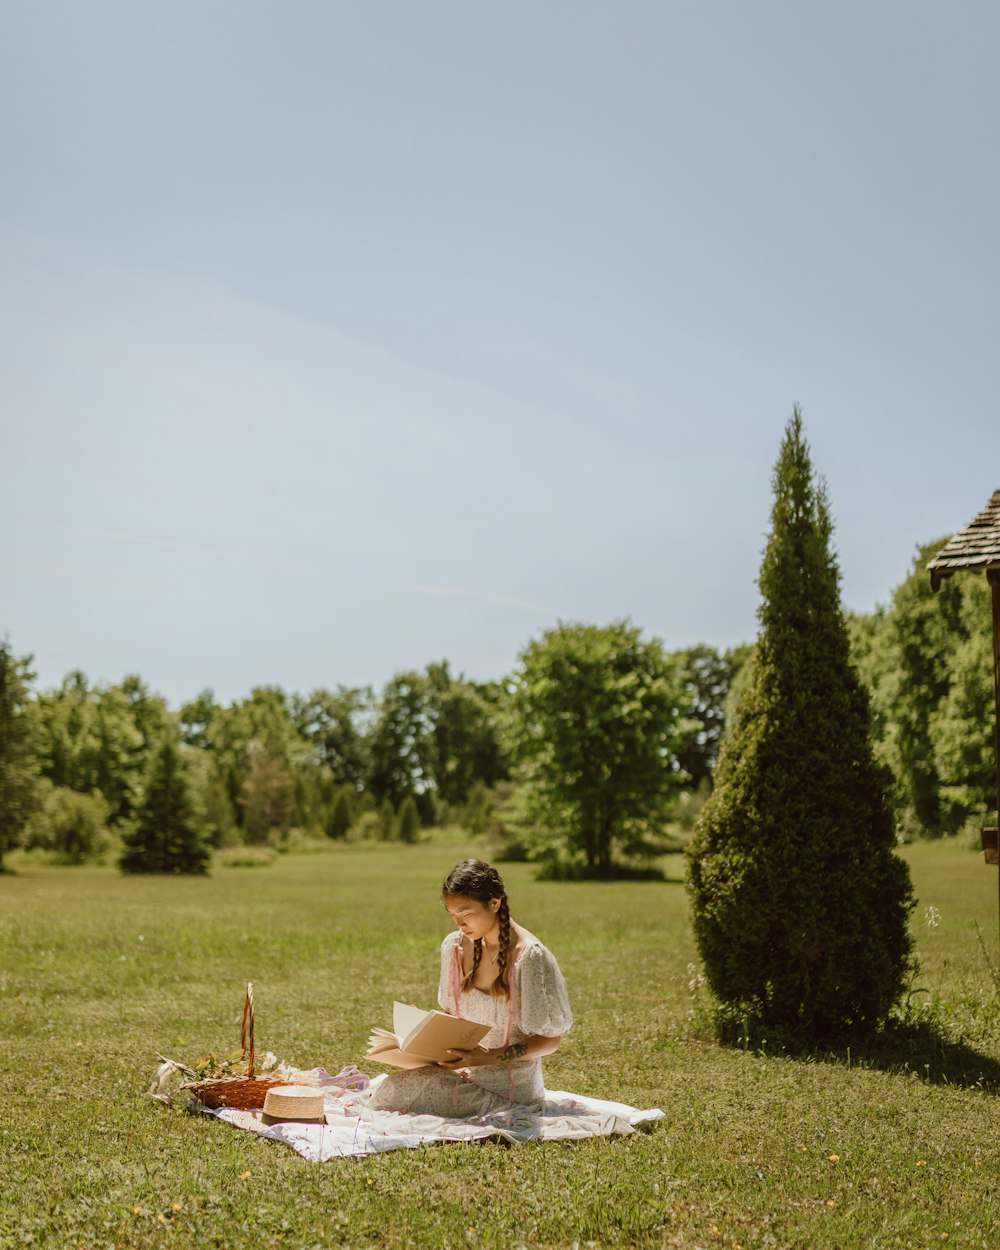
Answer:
(927, 489, 1000, 590)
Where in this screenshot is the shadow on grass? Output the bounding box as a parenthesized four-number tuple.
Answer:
(726, 1017, 1000, 1094)
(818, 1018, 1000, 1094)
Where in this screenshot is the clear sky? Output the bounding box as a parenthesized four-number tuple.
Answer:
(2, 1, 998, 707)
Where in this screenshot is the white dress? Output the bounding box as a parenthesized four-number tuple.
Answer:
(364, 931, 573, 1117)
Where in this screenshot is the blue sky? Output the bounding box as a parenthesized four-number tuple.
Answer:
(2, 1, 998, 707)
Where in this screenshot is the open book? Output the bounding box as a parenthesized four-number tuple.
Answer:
(366, 1001, 491, 1069)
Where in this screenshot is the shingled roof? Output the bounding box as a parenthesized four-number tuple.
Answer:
(927, 489, 1000, 591)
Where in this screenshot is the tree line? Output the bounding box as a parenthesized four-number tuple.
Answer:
(0, 523, 995, 876)
(0, 643, 746, 873)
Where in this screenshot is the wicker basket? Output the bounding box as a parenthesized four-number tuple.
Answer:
(185, 983, 290, 1111)
(188, 1075, 290, 1111)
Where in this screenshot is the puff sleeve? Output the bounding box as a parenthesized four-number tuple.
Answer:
(437, 931, 462, 1015)
(514, 943, 573, 1038)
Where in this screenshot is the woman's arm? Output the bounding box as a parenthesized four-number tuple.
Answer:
(436, 1033, 561, 1069)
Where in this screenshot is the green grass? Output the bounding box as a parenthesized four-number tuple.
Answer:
(2, 838, 1000, 1249)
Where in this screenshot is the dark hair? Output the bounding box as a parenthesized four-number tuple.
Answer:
(442, 859, 511, 997)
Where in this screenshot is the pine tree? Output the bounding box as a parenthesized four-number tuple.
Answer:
(687, 410, 914, 1041)
(326, 785, 353, 840)
(396, 793, 421, 843)
(119, 735, 210, 874)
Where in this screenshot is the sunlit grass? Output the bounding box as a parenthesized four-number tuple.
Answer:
(2, 837, 999, 1248)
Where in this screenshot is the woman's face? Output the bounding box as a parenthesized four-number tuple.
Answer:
(443, 893, 501, 941)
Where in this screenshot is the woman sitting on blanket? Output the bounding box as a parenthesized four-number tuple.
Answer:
(365, 858, 572, 1117)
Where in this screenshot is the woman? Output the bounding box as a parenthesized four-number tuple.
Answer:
(365, 858, 572, 1117)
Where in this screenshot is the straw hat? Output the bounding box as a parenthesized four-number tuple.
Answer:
(261, 1084, 326, 1125)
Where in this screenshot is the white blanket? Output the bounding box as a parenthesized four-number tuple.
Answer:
(208, 1073, 664, 1161)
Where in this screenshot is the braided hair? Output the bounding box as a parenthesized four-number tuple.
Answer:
(442, 859, 511, 997)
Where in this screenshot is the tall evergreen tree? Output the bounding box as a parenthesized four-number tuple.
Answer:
(0, 640, 40, 871)
(687, 410, 914, 1041)
(119, 735, 210, 874)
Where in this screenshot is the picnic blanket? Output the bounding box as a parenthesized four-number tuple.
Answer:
(152, 1062, 663, 1161)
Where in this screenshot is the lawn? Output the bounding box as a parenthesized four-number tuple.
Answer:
(2, 838, 999, 1249)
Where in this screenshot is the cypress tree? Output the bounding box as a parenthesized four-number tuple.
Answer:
(687, 410, 914, 1041)
(119, 735, 210, 874)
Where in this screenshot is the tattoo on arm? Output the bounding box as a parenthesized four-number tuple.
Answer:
(496, 1042, 529, 1062)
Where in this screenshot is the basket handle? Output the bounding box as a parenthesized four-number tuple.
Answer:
(240, 982, 255, 1078)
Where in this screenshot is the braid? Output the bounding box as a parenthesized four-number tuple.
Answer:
(492, 898, 511, 996)
(461, 937, 483, 993)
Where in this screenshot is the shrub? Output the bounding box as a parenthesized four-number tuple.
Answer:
(348, 810, 383, 842)
(215, 846, 276, 868)
(27, 781, 112, 864)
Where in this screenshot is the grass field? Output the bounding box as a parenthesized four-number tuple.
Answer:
(2, 838, 999, 1249)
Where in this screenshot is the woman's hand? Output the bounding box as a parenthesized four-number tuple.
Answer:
(436, 1046, 492, 1070)
(436, 1041, 532, 1071)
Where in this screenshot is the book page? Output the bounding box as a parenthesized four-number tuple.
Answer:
(392, 1001, 428, 1041)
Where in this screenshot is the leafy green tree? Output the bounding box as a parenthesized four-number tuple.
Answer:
(34, 671, 94, 793)
(367, 671, 434, 815)
(119, 735, 210, 874)
(294, 686, 373, 789)
(179, 688, 217, 750)
(365, 665, 506, 820)
(849, 543, 994, 836)
(930, 574, 996, 828)
(687, 411, 914, 1041)
(674, 643, 753, 788)
(0, 640, 40, 870)
(210, 686, 313, 835)
(882, 541, 963, 832)
(424, 662, 508, 807)
(34, 673, 169, 824)
(238, 746, 294, 843)
(185, 748, 239, 847)
(507, 620, 688, 878)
